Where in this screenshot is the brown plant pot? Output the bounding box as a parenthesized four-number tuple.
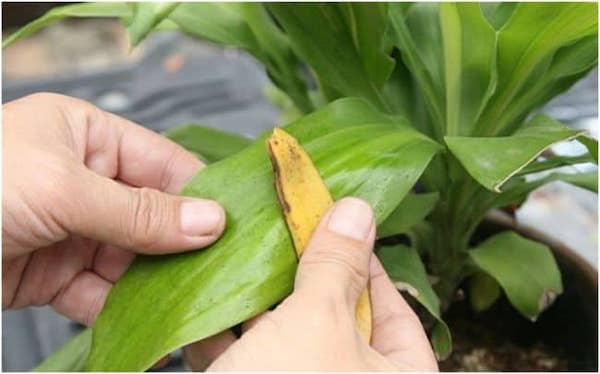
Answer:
(440, 211, 598, 371)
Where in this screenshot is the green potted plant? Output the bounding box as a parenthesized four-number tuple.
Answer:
(5, 2, 598, 371)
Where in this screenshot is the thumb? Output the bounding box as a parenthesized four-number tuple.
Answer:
(295, 197, 375, 307)
(61, 169, 225, 254)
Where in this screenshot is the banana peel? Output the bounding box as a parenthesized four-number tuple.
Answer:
(266, 128, 372, 343)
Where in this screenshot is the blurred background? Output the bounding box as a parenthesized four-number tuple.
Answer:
(2, 3, 598, 371)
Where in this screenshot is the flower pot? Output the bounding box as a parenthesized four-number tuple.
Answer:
(439, 211, 597, 371)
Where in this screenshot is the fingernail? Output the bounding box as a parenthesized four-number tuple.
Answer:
(327, 197, 374, 241)
(180, 200, 225, 237)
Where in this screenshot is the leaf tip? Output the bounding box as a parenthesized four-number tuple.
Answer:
(393, 281, 420, 298)
(538, 289, 560, 313)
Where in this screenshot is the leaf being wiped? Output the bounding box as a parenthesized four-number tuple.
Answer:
(163, 124, 251, 164)
(85, 98, 440, 371)
(33, 329, 91, 372)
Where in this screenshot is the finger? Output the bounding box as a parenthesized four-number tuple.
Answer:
(60, 168, 225, 254)
(369, 256, 437, 370)
(92, 244, 136, 282)
(241, 311, 271, 334)
(295, 197, 375, 309)
(183, 330, 237, 371)
(55, 94, 203, 193)
(151, 355, 171, 370)
(50, 270, 111, 326)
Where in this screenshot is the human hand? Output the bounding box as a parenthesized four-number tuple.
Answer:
(184, 197, 438, 371)
(2, 93, 225, 327)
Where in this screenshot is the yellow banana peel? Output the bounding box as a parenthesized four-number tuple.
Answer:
(266, 128, 372, 343)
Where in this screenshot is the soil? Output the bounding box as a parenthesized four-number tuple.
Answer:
(437, 295, 569, 371)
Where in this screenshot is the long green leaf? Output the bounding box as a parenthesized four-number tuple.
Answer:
(163, 124, 251, 164)
(468, 271, 501, 312)
(440, 3, 496, 136)
(477, 2, 598, 136)
(126, 2, 179, 47)
(236, 3, 312, 113)
(388, 3, 444, 138)
(33, 329, 91, 372)
(480, 2, 517, 30)
(446, 115, 585, 192)
(469, 231, 563, 320)
(85, 98, 440, 371)
(2, 2, 131, 48)
(338, 3, 395, 88)
(169, 3, 313, 113)
(378, 192, 439, 238)
(578, 136, 598, 163)
(378, 244, 451, 360)
(516, 154, 595, 176)
(492, 171, 598, 209)
(499, 36, 598, 136)
(268, 3, 393, 111)
(464, 170, 598, 239)
(167, 3, 262, 53)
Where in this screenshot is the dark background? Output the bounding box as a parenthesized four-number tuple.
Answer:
(3, 2, 64, 28)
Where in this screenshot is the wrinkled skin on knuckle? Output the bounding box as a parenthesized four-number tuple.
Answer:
(124, 187, 172, 249)
(9, 157, 80, 254)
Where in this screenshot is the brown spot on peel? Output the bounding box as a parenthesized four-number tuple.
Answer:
(265, 128, 372, 343)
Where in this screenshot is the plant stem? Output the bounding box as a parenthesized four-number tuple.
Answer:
(426, 168, 481, 311)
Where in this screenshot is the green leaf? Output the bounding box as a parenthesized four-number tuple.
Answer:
(163, 124, 251, 164)
(85, 98, 441, 371)
(389, 2, 598, 139)
(264, 85, 304, 124)
(337, 3, 395, 88)
(169, 3, 312, 113)
(33, 329, 91, 372)
(493, 171, 598, 209)
(378, 192, 439, 238)
(468, 272, 501, 312)
(126, 2, 179, 47)
(477, 2, 598, 136)
(446, 115, 586, 192)
(516, 154, 595, 176)
(378, 244, 451, 360)
(480, 2, 517, 30)
(388, 3, 444, 138)
(378, 244, 439, 317)
(431, 321, 452, 362)
(578, 136, 598, 163)
(236, 3, 312, 113)
(2, 2, 131, 48)
(498, 36, 598, 136)
(469, 231, 563, 320)
(552, 171, 598, 192)
(440, 3, 497, 136)
(168, 3, 260, 52)
(268, 3, 394, 111)
(464, 170, 598, 236)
